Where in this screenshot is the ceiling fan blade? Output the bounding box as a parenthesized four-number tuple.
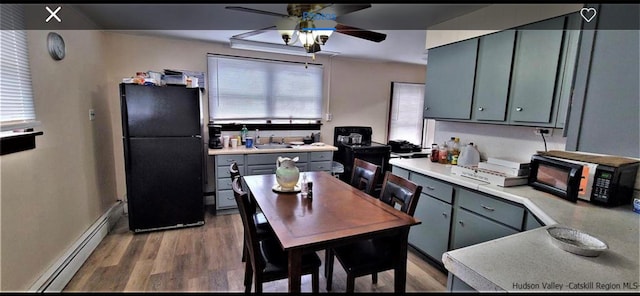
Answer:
(225, 6, 289, 18)
(335, 23, 386, 43)
(319, 4, 371, 17)
(231, 26, 277, 39)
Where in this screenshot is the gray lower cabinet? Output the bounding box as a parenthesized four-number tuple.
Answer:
(215, 154, 245, 211)
(452, 208, 519, 249)
(452, 188, 522, 249)
(524, 210, 544, 231)
(408, 193, 452, 264)
(215, 151, 333, 211)
(566, 4, 639, 158)
(424, 38, 478, 120)
(247, 152, 308, 175)
(308, 151, 333, 172)
(472, 29, 515, 122)
(508, 16, 565, 125)
(448, 274, 475, 292)
(391, 165, 546, 274)
(391, 166, 410, 179)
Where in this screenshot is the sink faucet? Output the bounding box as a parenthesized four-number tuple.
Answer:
(268, 135, 285, 144)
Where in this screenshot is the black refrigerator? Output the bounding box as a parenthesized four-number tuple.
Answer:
(120, 83, 205, 233)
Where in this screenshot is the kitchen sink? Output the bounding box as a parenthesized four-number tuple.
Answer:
(254, 143, 293, 149)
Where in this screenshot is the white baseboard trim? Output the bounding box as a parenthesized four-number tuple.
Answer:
(28, 200, 124, 292)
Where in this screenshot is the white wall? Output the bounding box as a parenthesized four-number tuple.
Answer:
(1, 28, 115, 291)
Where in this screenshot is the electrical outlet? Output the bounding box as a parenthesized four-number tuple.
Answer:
(89, 109, 95, 121)
(534, 128, 552, 136)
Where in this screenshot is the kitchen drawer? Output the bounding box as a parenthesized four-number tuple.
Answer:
(247, 152, 308, 165)
(217, 177, 234, 191)
(216, 190, 236, 209)
(308, 161, 332, 171)
(216, 154, 245, 166)
(391, 166, 410, 179)
(458, 189, 524, 230)
(247, 165, 277, 175)
(310, 151, 333, 162)
(216, 165, 246, 179)
(452, 208, 519, 249)
(410, 172, 454, 204)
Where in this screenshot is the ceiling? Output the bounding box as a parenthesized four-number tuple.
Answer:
(72, 4, 488, 65)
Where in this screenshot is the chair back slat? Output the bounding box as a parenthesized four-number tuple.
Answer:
(378, 172, 422, 216)
(350, 158, 381, 196)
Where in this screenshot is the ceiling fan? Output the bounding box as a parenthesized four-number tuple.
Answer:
(226, 4, 386, 56)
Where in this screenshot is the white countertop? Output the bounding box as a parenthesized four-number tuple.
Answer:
(389, 158, 640, 292)
(208, 143, 338, 155)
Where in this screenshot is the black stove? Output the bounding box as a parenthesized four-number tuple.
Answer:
(333, 126, 391, 193)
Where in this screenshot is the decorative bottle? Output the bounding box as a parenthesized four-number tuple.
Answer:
(240, 125, 248, 145)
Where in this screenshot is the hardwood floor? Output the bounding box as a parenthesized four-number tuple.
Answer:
(63, 206, 448, 292)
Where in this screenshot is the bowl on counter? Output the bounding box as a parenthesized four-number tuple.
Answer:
(547, 226, 608, 257)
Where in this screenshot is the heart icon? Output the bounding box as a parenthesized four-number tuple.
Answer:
(580, 7, 597, 23)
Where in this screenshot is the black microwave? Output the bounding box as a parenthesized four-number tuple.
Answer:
(529, 154, 639, 206)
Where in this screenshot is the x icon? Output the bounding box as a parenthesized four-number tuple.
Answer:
(46, 6, 61, 23)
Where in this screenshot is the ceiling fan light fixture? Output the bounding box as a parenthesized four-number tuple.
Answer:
(305, 43, 321, 54)
(299, 30, 315, 48)
(276, 17, 298, 45)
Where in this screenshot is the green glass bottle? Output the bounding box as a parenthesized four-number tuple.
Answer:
(240, 125, 248, 145)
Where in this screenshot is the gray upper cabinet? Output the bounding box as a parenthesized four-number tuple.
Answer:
(424, 38, 478, 120)
(472, 30, 515, 122)
(553, 13, 581, 129)
(566, 4, 640, 158)
(508, 17, 565, 124)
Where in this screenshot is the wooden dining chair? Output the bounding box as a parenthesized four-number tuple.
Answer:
(232, 177, 321, 293)
(324, 158, 383, 278)
(349, 158, 381, 196)
(325, 171, 422, 292)
(229, 162, 273, 263)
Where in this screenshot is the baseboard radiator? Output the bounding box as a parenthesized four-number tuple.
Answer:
(28, 200, 124, 292)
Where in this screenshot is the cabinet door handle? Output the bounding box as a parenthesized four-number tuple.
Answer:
(442, 212, 448, 218)
(516, 107, 523, 112)
(477, 107, 484, 111)
(425, 186, 435, 190)
(425, 107, 430, 111)
(458, 221, 465, 227)
(481, 204, 495, 211)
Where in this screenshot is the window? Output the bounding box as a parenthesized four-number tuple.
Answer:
(0, 4, 38, 131)
(207, 54, 323, 124)
(388, 82, 433, 146)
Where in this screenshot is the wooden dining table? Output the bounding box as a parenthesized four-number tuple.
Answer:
(242, 171, 421, 293)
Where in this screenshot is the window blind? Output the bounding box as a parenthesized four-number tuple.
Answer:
(0, 4, 37, 131)
(388, 82, 425, 145)
(208, 55, 323, 123)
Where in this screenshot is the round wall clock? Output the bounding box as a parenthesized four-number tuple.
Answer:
(47, 32, 65, 61)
